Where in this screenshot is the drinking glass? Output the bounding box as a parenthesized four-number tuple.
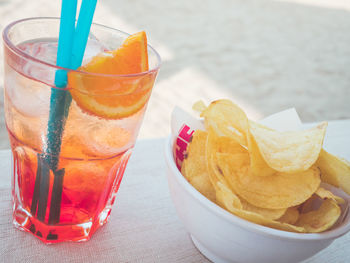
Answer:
(3, 17, 160, 243)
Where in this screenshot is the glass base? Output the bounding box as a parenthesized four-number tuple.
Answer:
(10, 143, 132, 244)
(13, 203, 113, 244)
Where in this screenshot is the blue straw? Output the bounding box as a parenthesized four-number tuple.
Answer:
(71, 0, 98, 69)
(45, 0, 78, 170)
(48, 0, 98, 224)
(55, 0, 78, 87)
(46, 0, 97, 169)
(33, 0, 98, 227)
(33, 0, 78, 223)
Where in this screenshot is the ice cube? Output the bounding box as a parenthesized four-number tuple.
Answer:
(17, 41, 57, 86)
(6, 38, 106, 118)
(5, 70, 51, 117)
(82, 37, 108, 65)
(62, 102, 133, 157)
(18, 40, 58, 65)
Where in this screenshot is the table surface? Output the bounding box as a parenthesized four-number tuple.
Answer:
(1, 120, 350, 263)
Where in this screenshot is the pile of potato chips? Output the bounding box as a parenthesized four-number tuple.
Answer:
(181, 99, 350, 233)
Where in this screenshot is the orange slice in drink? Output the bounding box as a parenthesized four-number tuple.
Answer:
(68, 31, 153, 119)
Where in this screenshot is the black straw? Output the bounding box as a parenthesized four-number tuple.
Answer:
(48, 168, 65, 225)
(30, 154, 42, 215)
(36, 157, 50, 221)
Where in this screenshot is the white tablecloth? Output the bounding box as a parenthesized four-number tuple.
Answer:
(1, 120, 350, 262)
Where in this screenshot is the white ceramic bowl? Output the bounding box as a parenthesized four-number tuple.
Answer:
(165, 136, 350, 263)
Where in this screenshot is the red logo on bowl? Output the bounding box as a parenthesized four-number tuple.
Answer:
(174, 124, 194, 170)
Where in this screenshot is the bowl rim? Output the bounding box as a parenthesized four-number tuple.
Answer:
(165, 135, 350, 241)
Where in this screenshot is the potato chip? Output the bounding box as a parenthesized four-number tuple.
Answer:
(249, 121, 327, 173)
(241, 198, 286, 220)
(182, 130, 216, 202)
(205, 129, 230, 187)
(217, 153, 321, 209)
(206, 130, 285, 219)
(179, 99, 349, 233)
(317, 149, 350, 195)
(232, 209, 305, 233)
(300, 195, 318, 214)
(215, 136, 247, 155)
(216, 182, 305, 233)
(216, 181, 243, 210)
(182, 130, 207, 181)
(315, 187, 345, 204)
(210, 151, 286, 218)
(201, 99, 248, 146)
(208, 147, 285, 219)
(296, 199, 341, 233)
(200, 100, 276, 177)
(247, 131, 276, 177)
(205, 128, 248, 186)
(210, 160, 286, 220)
(192, 100, 207, 113)
(278, 207, 299, 225)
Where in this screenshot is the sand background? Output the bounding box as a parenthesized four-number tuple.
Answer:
(0, 0, 349, 149)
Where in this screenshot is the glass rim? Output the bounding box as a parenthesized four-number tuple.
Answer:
(2, 16, 162, 78)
